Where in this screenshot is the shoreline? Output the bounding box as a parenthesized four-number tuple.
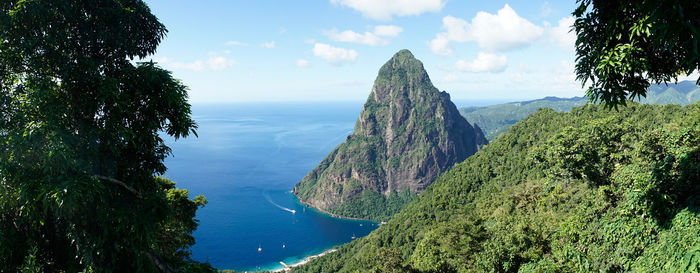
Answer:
(233, 192, 380, 272)
(270, 248, 337, 272)
(293, 193, 380, 223)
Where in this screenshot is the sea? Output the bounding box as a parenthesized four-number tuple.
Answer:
(162, 100, 506, 271)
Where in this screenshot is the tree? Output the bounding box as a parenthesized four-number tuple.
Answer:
(0, 1, 214, 272)
(573, 0, 700, 107)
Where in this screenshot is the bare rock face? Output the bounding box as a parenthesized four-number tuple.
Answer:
(293, 50, 487, 220)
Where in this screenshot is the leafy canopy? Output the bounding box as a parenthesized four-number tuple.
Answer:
(574, 0, 700, 107)
(0, 0, 213, 272)
(296, 103, 700, 273)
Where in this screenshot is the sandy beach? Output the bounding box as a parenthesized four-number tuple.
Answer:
(271, 249, 338, 272)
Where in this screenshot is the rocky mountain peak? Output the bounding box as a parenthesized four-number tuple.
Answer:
(293, 50, 488, 220)
(370, 49, 430, 104)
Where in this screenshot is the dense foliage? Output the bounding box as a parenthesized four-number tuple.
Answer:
(294, 103, 700, 272)
(328, 190, 416, 221)
(0, 1, 213, 272)
(461, 81, 700, 140)
(574, 0, 700, 107)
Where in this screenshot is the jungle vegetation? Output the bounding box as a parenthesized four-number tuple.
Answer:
(0, 1, 215, 272)
(295, 103, 700, 273)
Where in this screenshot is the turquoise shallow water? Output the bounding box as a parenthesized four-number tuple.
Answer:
(162, 102, 377, 271)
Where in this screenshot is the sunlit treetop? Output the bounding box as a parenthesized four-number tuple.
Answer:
(573, 0, 700, 107)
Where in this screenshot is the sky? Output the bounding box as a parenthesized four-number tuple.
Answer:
(142, 0, 585, 103)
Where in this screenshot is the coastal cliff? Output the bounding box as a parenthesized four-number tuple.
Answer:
(293, 49, 487, 220)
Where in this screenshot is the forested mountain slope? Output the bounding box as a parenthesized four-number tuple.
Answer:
(461, 81, 700, 140)
(295, 103, 700, 272)
(294, 50, 487, 221)
(460, 96, 586, 140)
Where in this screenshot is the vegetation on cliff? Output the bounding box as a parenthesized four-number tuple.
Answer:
(294, 103, 700, 273)
(294, 50, 486, 221)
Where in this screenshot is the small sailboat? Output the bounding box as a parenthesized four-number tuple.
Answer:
(282, 242, 286, 248)
(258, 244, 262, 252)
(351, 233, 356, 240)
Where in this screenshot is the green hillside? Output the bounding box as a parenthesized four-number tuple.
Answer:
(294, 103, 700, 273)
(460, 97, 587, 140)
(462, 81, 700, 140)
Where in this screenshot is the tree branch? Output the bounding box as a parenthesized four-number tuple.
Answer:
(93, 175, 142, 198)
(147, 251, 176, 273)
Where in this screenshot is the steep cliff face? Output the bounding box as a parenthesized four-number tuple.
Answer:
(293, 50, 487, 220)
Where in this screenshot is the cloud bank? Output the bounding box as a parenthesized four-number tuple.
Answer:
(429, 4, 544, 55)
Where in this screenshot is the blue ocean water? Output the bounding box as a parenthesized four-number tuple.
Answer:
(161, 102, 378, 271)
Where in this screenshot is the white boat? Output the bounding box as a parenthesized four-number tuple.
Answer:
(258, 244, 262, 252)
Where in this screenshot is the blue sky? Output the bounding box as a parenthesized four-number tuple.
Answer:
(143, 0, 584, 103)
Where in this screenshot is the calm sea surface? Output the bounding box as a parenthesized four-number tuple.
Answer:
(162, 102, 377, 271)
(162, 100, 504, 271)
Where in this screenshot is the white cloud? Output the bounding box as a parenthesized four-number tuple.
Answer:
(226, 41, 248, 46)
(296, 59, 310, 68)
(326, 30, 383, 46)
(427, 16, 470, 56)
(469, 5, 544, 51)
(439, 16, 472, 42)
(325, 25, 403, 46)
(455, 52, 507, 73)
(547, 16, 576, 51)
(157, 56, 235, 71)
(330, 0, 445, 20)
(206, 56, 236, 70)
(373, 25, 403, 37)
(427, 34, 453, 56)
(261, 41, 276, 48)
(428, 4, 544, 55)
(312, 43, 358, 65)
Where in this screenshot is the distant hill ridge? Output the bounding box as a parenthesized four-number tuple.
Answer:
(461, 81, 700, 140)
(293, 50, 487, 221)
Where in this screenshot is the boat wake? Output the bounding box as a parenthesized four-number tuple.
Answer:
(265, 193, 297, 214)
